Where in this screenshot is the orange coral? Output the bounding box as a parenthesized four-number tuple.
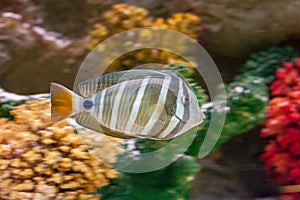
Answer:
(0, 99, 122, 200)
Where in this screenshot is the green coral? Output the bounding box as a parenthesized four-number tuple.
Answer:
(99, 155, 200, 200)
(198, 46, 298, 152)
(238, 46, 297, 84)
(0, 100, 25, 119)
(197, 76, 269, 152)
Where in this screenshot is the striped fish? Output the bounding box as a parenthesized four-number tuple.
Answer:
(50, 69, 205, 140)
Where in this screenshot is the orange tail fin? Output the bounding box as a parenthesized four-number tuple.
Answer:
(50, 83, 83, 122)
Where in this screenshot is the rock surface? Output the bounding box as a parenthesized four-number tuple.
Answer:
(0, 16, 35, 74)
(105, 0, 300, 58)
(197, 0, 300, 57)
(0, 1, 89, 94)
(191, 128, 280, 200)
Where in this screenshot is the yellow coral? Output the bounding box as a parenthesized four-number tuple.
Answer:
(167, 13, 202, 40)
(0, 99, 122, 200)
(103, 4, 150, 32)
(88, 4, 202, 70)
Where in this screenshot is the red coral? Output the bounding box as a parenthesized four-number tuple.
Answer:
(270, 62, 300, 96)
(280, 193, 300, 200)
(261, 58, 300, 199)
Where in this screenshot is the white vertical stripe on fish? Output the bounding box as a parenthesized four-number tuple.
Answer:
(88, 80, 91, 96)
(92, 79, 96, 94)
(119, 80, 141, 132)
(94, 93, 100, 116)
(130, 78, 161, 134)
(124, 78, 150, 134)
(83, 83, 87, 97)
(103, 88, 112, 124)
(158, 115, 180, 138)
(90, 80, 93, 95)
(109, 81, 127, 131)
(188, 88, 193, 121)
(97, 89, 106, 121)
(117, 81, 132, 131)
(175, 79, 184, 119)
(88, 80, 92, 95)
(106, 85, 119, 125)
(140, 78, 171, 135)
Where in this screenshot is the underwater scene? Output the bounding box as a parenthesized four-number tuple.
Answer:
(1, 0, 300, 200)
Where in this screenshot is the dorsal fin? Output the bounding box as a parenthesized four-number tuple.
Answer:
(78, 69, 171, 97)
(75, 112, 135, 139)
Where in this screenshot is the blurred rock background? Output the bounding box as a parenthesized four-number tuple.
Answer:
(1, 0, 300, 199)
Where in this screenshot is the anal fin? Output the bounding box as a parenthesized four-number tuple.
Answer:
(75, 112, 135, 139)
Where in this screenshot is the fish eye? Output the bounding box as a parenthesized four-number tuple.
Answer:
(181, 96, 190, 104)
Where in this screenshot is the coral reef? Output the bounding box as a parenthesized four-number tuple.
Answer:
(189, 46, 298, 198)
(0, 99, 121, 200)
(89, 4, 201, 46)
(261, 59, 300, 199)
(0, 87, 49, 119)
(88, 4, 202, 69)
(200, 75, 268, 151)
(197, 46, 298, 152)
(238, 46, 298, 85)
(100, 155, 199, 200)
